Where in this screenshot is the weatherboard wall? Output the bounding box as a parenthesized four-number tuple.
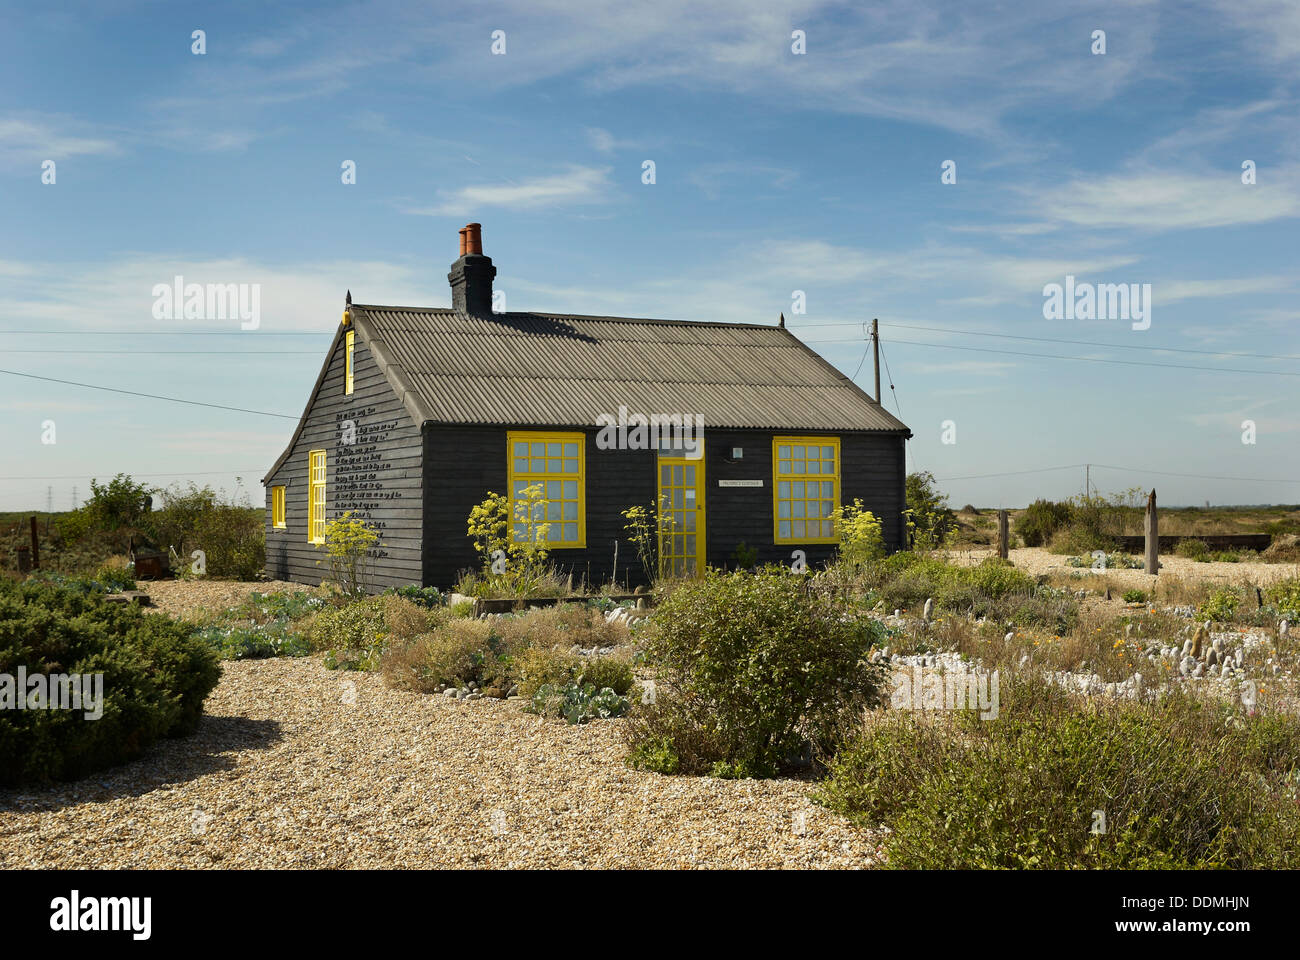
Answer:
(419, 424, 908, 590)
(263, 330, 424, 590)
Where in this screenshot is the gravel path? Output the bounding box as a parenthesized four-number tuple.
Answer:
(139, 579, 304, 620)
(0, 657, 881, 869)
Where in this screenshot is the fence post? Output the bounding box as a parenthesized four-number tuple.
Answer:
(997, 510, 1009, 560)
(29, 515, 40, 570)
(1144, 489, 1158, 575)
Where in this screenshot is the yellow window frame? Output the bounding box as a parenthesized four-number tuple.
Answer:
(507, 431, 585, 548)
(308, 450, 326, 544)
(345, 330, 355, 395)
(772, 436, 840, 544)
(271, 485, 286, 529)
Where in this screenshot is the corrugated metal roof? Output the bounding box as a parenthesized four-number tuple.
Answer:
(350, 306, 910, 434)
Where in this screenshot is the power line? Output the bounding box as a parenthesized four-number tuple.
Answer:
(0, 469, 266, 481)
(0, 330, 329, 336)
(935, 463, 1299, 484)
(9, 350, 321, 355)
(0, 368, 298, 419)
(859, 337, 1300, 378)
(794, 320, 1300, 362)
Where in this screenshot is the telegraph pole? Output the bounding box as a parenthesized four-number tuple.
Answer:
(872, 318, 881, 402)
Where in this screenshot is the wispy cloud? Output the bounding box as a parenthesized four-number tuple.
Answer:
(0, 115, 119, 166)
(1023, 169, 1300, 231)
(405, 165, 612, 216)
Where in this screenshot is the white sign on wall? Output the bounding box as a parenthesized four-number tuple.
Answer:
(718, 480, 764, 488)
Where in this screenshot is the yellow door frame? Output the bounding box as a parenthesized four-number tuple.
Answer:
(656, 441, 706, 576)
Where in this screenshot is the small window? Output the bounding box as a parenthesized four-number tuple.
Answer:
(345, 330, 355, 396)
(308, 450, 326, 544)
(271, 485, 286, 529)
(773, 436, 839, 543)
(507, 432, 584, 547)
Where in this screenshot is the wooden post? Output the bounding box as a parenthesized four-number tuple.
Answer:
(997, 509, 1009, 560)
(29, 515, 40, 570)
(1144, 489, 1158, 575)
(872, 318, 881, 402)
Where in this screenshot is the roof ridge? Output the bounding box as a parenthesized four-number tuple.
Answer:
(355, 304, 780, 331)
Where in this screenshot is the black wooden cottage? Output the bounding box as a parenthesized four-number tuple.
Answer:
(262, 224, 911, 591)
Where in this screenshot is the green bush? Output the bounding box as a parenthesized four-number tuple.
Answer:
(1016, 499, 1072, 548)
(1123, 589, 1147, 604)
(0, 579, 221, 785)
(1264, 578, 1300, 618)
(384, 584, 444, 609)
(309, 597, 388, 670)
(135, 481, 265, 579)
(526, 682, 629, 724)
(626, 570, 887, 777)
(905, 471, 955, 549)
(819, 672, 1300, 868)
(1200, 588, 1240, 622)
(1176, 538, 1210, 560)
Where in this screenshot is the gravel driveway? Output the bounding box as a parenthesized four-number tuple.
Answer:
(0, 657, 881, 869)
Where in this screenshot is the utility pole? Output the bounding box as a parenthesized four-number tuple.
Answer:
(872, 318, 881, 402)
(1085, 464, 1090, 498)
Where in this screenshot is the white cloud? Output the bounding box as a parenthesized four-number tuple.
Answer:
(406, 165, 612, 216)
(0, 116, 119, 166)
(1024, 169, 1300, 231)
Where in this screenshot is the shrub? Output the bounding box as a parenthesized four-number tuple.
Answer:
(150, 481, 265, 579)
(308, 597, 388, 670)
(1200, 588, 1240, 623)
(515, 645, 633, 700)
(383, 584, 444, 609)
(819, 672, 1300, 868)
(0, 579, 221, 785)
(527, 682, 629, 724)
(1264, 578, 1300, 619)
(1176, 538, 1210, 560)
(1016, 499, 1072, 548)
(834, 498, 885, 567)
(1123, 589, 1147, 604)
(319, 512, 381, 597)
(905, 471, 954, 549)
(626, 570, 888, 777)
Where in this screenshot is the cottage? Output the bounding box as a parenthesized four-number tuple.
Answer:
(261, 224, 911, 590)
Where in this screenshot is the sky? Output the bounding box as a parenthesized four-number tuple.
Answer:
(1, 0, 1298, 511)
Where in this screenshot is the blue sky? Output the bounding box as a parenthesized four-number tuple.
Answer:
(2, 0, 1298, 511)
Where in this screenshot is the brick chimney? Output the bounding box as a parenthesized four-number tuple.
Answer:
(448, 222, 496, 316)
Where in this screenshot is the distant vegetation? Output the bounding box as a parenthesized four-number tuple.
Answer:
(1, 473, 263, 582)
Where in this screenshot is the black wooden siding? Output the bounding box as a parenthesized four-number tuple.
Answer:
(420, 425, 906, 590)
(263, 330, 424, 590)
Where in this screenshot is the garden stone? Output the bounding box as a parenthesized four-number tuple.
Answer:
(923, 598, 934, 623)
(1190, 626, 1207, 659)
(1207, 648, 1219, 667)
(507, 685, 519, 698)
(443, 688, 458, 698)
(1004, 631, 1014, 644)
(1179, 657, 1195, 677)
(1281, 620, 1290, 638)
(1193, 663, 1205, 679)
